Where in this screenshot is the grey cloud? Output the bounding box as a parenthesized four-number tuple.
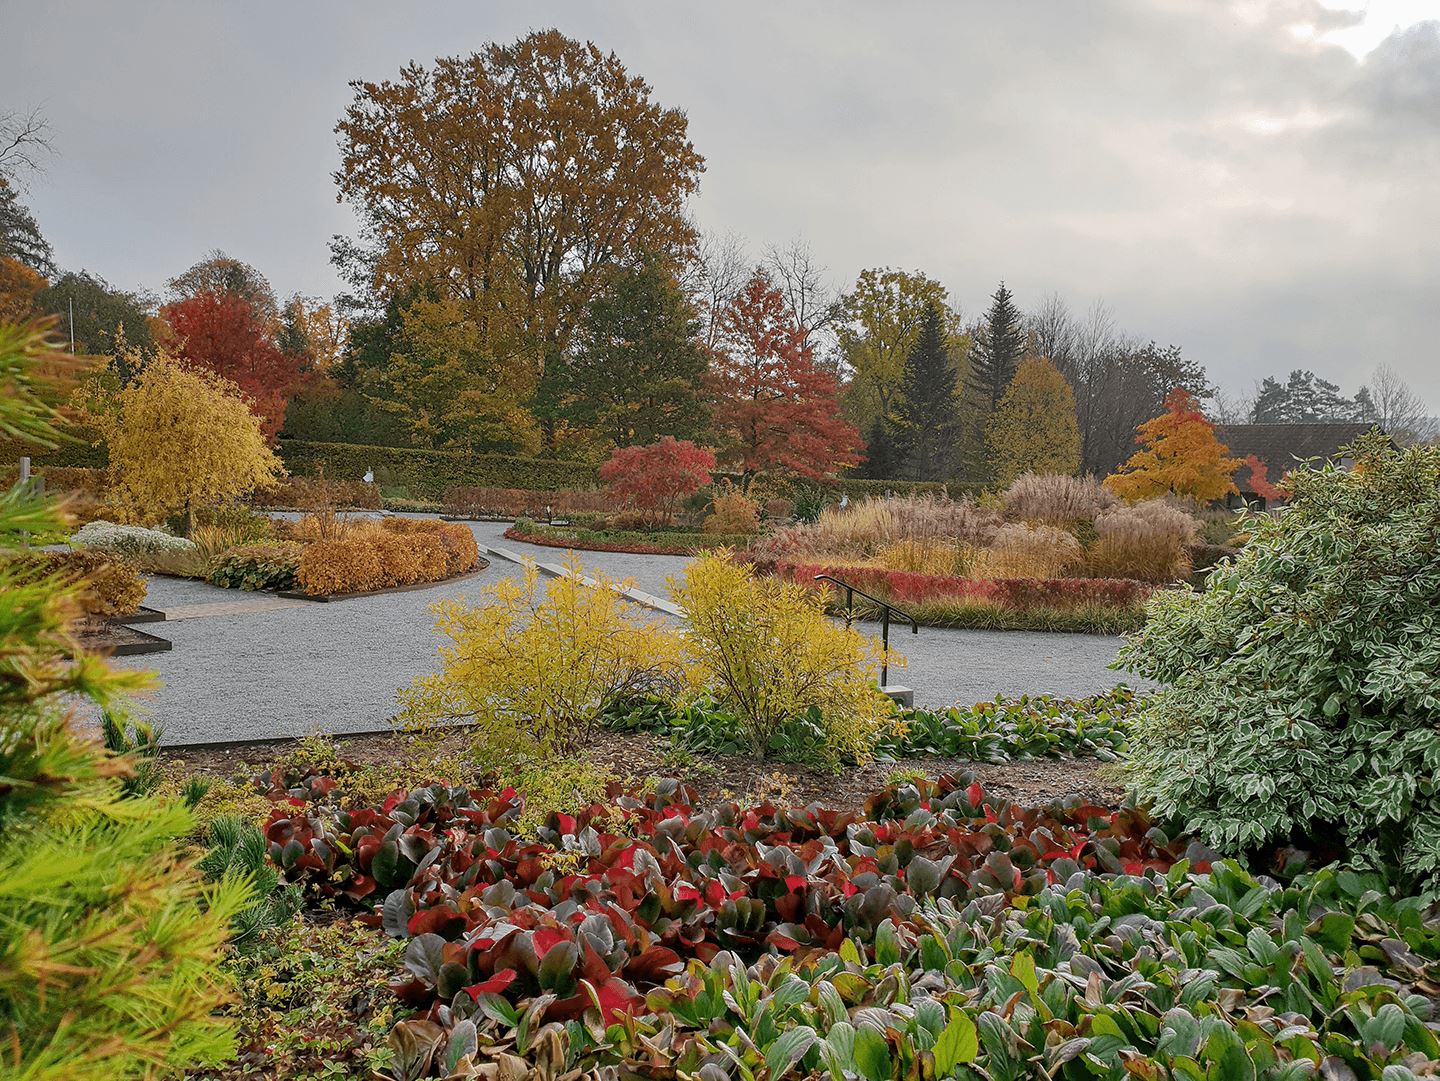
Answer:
(0, 0, 1436, 407)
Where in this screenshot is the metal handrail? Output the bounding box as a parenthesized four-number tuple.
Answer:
(813, 573, 918, 686)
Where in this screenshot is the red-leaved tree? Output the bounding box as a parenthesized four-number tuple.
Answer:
(599, 437, 716, 527)
(161, 291, 302, 437)
(1240, 454, 1288, 503)
(709, 270, 862, 483)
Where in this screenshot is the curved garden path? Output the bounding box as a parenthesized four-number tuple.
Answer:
(114, 517, 1150, 746)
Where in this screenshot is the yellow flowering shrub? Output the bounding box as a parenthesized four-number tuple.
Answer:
(669, 551, 899, 763)
(399, 557, 686, 755)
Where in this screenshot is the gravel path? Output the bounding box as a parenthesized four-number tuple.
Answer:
(114, 518, 1148, 746)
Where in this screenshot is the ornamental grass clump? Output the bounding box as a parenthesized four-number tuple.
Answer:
(1119, 434, 1440, 896)
(399, 557, 686, 756)
(1088, 499, 1198, 583)
(670, 551, 899, 763)
(1001, 472, 1115, 527)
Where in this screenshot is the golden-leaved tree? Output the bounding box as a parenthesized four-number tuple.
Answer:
(986, 356, 1082, 485)
(835, 267, 963, 432)
(373, 297, 541, 451)
(334, 30, 705, 402)
(92, 352, 283, 527)
(1105, 388, 1239, 503)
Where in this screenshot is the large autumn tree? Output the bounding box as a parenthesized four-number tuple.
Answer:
(562, 255, 710, 448)
(370, 295, 540, 452)
(161, 291, 301, 438)
(333, 30, 705, 425)
(1106, 388, 1240, 503)
(986, 356, 1082, 485)
(835, 267, 958, 431)
(709, 270, 862, 484)
(36, 270, 157, 365)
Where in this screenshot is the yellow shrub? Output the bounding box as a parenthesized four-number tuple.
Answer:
(972, 523, 1083, 579)
(669, 551, 899, 763)
(703, 488, 761, 535)
(399, 557, 686, 755)
(296, 538, 385, 595)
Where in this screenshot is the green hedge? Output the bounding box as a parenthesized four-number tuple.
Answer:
(836, 477, 986, 500)
(276, 440, 599, 498)
(2, 427, 990, 504)
(0, 425, 108, 469)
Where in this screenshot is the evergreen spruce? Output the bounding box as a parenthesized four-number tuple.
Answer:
(888, 302, 958, 481)
(968, 281, 1025, 409)
(857, 415, 900, 479)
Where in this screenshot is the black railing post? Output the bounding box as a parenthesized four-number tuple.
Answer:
(813, 573, 918, 689)
(881, 605, 891, 685)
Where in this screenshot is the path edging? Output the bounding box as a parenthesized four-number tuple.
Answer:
(477, 543, 684, 617)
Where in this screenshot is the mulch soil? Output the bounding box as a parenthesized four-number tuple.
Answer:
(162, 726, 1122, 814)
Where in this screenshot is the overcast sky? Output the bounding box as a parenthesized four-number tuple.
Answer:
(3, 0, 1438, 404)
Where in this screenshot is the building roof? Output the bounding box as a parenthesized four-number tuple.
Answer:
(1216, 422, 1380, 491)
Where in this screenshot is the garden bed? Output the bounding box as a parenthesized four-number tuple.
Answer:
(276, 558, 489, 602)
(759, 557, 1154, 634)
(74, 620, 172, 657)
(504, 522, 753, 556)
(161, 725, 1121, 812)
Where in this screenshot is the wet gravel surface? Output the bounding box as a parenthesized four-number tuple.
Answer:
(113, 518, 1150, 746)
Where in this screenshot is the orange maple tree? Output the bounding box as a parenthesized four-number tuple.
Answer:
(708, 271, 862, 484)
(1105, 388, 1239, 503)
(161, 291, 302, 438)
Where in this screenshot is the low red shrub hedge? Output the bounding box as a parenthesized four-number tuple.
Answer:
(767, 559, 1153, 612)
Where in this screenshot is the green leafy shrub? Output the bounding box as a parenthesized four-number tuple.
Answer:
(1120, 434, 1440, 894)
(209, 541, 303, 591)
(879, 688, 1136, 761)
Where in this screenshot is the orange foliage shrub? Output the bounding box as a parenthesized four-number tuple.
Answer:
(381, 518, 478, 576)
(296, 538, 385, 596)
(702, 487, 761, 535)
(296, 517, 480, 595)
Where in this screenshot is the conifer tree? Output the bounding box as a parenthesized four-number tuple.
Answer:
(0, 319, 246, 1078)
(888, 302, 958, 481)
(968, 281, 1025, 409)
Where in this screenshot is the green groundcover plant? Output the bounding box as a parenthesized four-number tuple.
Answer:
(1118, 434, 1440, 895)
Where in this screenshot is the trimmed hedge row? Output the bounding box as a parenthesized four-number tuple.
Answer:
(3, 429, 990, 504)
(276, 440, 598, 498)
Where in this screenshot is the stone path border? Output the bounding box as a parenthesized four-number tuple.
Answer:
(476, 542, 685, 617)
